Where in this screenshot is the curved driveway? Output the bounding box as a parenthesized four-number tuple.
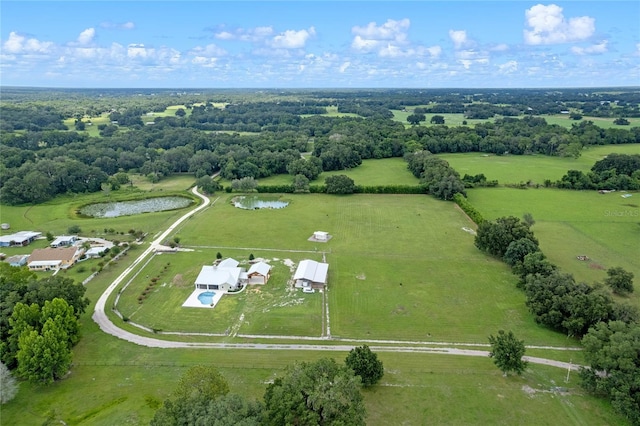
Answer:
(92, 186, 582, 371)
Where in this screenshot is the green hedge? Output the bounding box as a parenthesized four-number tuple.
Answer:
(453, 193, 484, 225)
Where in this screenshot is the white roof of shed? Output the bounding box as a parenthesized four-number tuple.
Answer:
(248, 261, 271, 276)
(293, 259, 328, 284)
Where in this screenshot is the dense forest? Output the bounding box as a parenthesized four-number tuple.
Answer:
(1, 87, 639, 204)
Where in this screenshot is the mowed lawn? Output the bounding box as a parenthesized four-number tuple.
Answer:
(438, 143, 640, 184)
(114, 250, 324, 336)
(2, 254, 624, 425)
(467, 188, 640, 307)
(111, 193, 583, 347)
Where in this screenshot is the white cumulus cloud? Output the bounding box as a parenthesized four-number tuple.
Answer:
(189, 43, 227, 58)
(449, 30, 468, 49)
(351, 19, 410, 52)
(498, 60, 518, 73)
(352, 18, 410, 40)
(524, 4, 595, 45)
(214, 26, 275, 42)
(572, 40, 608, 55)
(77, 28, 95, 46)
(339, 61, 351, 73)
(270, 27, 316, 49)
(3, 31, 53, 54)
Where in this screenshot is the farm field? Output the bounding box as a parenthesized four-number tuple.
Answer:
(0, 200, 627, 425)
(2, 149, 638, 425)
(391, 109, 491, 127)
(543, 114, 640, 129)
(467, 187, 640, 302)
(438, 143, 640, 184)
(391, 106, 640, 130)
(254, 157, 419, 187)
(1, 186, 633, 425)
(110, 192, 583, 348)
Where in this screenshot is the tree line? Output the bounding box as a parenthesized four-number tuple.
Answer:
(1, 93, 639, 205)
(150, 345, 383, 425)
(473, 215, 638, 424)
(557, 153, 640, 190)
(0, 263, 89, 393)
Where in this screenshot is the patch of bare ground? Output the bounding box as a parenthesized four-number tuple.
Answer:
(172, 274, 185, 287)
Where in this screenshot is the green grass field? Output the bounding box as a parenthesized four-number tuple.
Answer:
(108, 192, 582, 348)
(391, 109, 491, 128)
(253, 157, 419, 187)
(467, 187, 640, 305)
(390, 105, 640, 130)
(1, 159, 635, 425)
(543, 115, 640, 129)
(438, 143, 640, 184)
(1, 251, 625, 425)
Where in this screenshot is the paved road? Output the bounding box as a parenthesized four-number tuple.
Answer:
(92, 186, 583, 372)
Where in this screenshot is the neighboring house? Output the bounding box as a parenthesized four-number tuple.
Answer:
(50, 235, 78, 248)
(28, 247, 82, 271)
(0, 231, 42, 247)
(194, 258, 244, 292)
(5, 254, 29, 267)
(293, 259, 329, 289)
(247, 261, 272, 284)
(85, 246, 109, 258)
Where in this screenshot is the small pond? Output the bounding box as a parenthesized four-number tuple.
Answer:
(232, 195, 289, 210)
(80, 196, 192, 218)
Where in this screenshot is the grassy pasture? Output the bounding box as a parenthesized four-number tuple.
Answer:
(62, 113, 111, 137)
(467, 187, 640, 304)
(1, 253, 625, 425)
(113, 192, 581, 348)
(4, 334, 625, 426)
(0, 185, 631, 424)
(438, 143, 640, 184)
(391, 109, 490, 128)
(253, 157, 419, 187)
(544, 114, 640, 129)
(0, 190, 195, 238)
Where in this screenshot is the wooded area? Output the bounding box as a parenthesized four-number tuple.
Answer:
(1, 88, 639, 204)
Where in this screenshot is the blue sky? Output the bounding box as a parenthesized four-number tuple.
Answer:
(1, 1, 638, 88)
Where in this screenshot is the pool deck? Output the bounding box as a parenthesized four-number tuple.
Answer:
(182, 289, 225, 308)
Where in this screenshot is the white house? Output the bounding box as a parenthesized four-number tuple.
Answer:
(85, 246, 109, 258)
(194, 258, 244, 292)
(293, 259, 329, 289)
(50, 235, 78, 248)
(27, 247, 82, 271)
(5, 254, 29, 267)
(247, 261, 272, 284)
(0, 231, 42, 247)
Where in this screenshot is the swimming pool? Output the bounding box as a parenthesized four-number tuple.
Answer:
(197, 291, 216, 305)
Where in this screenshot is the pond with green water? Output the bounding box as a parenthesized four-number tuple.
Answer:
(80, 196, 193, 218)
(232, 195, 289, 210)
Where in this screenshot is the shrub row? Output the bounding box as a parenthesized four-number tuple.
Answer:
(453, 193, 484, 224)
